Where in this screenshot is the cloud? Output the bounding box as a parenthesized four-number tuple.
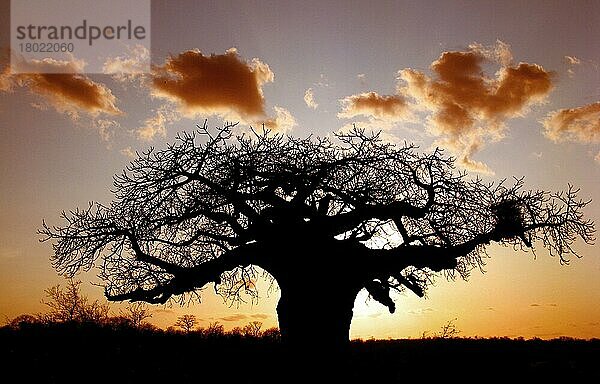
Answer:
(595, 151, 600, 164)
(338, 91, 409, 121)
(564, 55, 598, 77)
(152, 308, 175, 314)
(0, 57, 121, 118)
(219, 314, 248, 322)
(251, 314, 269, 319)
(138, 104, 181, 141)
(0, 64, 12, 92)
(542, 102, 600, 143)
(336, 41, 553, 172)
(398, 41, 553, 172)
(150, 48, 294, 132)
(357, 73, 366, 85)
(469, 40, 513, 66)
(120, 146, 137, 159)
(316, 73, 330, 88)
(530, 303, 540, 307)
(103, 44, 150, 83)
(262, 106, 297, 133)
(304, 87, 318, 109)
(407, 307, 434, 315)
(151, 48, 273, 121)
(93, 119, 120, 142)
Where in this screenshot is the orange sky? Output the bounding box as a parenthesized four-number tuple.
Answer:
(1, 0, 599, 339)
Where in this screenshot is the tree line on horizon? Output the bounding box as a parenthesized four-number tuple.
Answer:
(6, 279, 598, 343)
(3, 279, 280, 339)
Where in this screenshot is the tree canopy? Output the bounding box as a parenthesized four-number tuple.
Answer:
(40, 122, 595, 344)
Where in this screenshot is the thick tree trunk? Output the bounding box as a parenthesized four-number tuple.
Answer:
(276, 285, 357, 347)
(274, 276, 361, 381)
(263, 234, 365, 380)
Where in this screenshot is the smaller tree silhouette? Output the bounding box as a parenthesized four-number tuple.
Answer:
(420, 318, 461, 339)
(203, 321, 225, 337)
(119, 302, 152, 328)
(261, 327, 281, 340)
(242, 321, 263, 338)
(175, 314, 197, 333)
(43, 280, 110, 324)
(437, 318, 460, 339)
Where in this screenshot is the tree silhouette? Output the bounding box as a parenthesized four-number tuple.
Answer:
(40, 122, 594, 349)
(242, 321, 263, 338)
(42, 279, 110, 324)
(174, 314, 197, 333)
(202, 321, 225, 337)
(119, 302, 153, 329)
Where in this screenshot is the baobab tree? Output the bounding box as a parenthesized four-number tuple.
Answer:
(40, 122, 594, 348)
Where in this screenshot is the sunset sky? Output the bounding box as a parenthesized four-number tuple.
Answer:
(1, 0, 599, 339)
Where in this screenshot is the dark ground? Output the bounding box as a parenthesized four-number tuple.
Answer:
(2, 324, 599, 383)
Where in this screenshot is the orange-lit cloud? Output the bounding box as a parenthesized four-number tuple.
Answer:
(542, 102, 600, 143)
(120, 146, 137, 159)
(398, 42, 553, 172)
(151, 48, 294, 132)
(0, 58, 121, 118)
(102, 44, 150, 83)
(137, 105, 180, 141)
(338, 91, 409, 121)
(93, 119, 121, 142)
(261, 106, 297, 133)
(337, 42, 553, 172)
(152, 48, 273, 120)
